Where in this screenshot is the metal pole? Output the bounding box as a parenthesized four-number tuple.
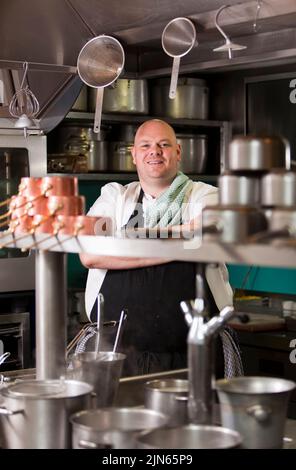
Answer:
(35, 250, 67, 379)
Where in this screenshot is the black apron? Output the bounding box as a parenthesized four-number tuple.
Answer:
(91, 189, 224, 377)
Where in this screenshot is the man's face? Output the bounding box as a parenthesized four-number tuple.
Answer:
(131, 121, 181, 182)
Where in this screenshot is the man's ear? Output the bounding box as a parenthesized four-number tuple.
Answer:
(176, 143, 181, 162)
(131, 146, 136, 164)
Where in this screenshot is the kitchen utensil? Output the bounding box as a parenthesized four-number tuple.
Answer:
(68, 351, 126, 408)
(261, 171, 296, 207)
(216, 376, 296, 448)
(90, 78, 148, 114)
(229, 135, 290, 173)
(144, 379, 189, 427)
(213, 5, 247, 59)
(202, 205, 268, 243)
(77, 35, 125, 134)
(136, 424, 242, 449)
(151, 77, 208, 119)
(8, 62, 40, 136)
(161, 17, 197, 99)
(177, 134, 208, 174)
(70, 407, 168, 449)
(0, 379, 93, 449)
(112, 309, 128, 353)
(218, 174, 261, 206)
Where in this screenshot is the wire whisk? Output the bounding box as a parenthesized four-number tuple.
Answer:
(9, 62, 40, 135)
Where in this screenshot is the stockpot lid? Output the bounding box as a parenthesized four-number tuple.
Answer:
(2, 379, 93, 399)
(152, 77, 207, 87)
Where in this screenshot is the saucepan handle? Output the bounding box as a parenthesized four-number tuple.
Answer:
(0, 406, 24, 415)
(94, 88, 104, 135)
(78, 439, 113, 449)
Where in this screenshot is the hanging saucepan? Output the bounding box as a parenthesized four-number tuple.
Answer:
(77, 35, 125, 134)
(162, 17, 197, 99)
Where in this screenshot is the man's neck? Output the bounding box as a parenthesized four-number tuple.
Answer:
(139, 176, 176, 198)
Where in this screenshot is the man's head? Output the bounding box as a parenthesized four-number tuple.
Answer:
(131, 119, 181, 192)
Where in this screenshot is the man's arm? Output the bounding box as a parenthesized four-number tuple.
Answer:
(79, 253, 172, 270)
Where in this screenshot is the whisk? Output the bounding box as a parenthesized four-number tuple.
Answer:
(9, 62, 40, 136)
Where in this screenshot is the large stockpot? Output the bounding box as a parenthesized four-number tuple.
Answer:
(261, 171, 296, 207)
(216, 376, 296, 449)
(144, 379, 188, 427)
(151, 77, 209, 119)
(228, 135, 289, 173)
(202, 205, 268, 243)
(0, 379, 93, 449)
(177, 134, 207, 174)
(89, 79, 149, 115)
(218, 174, 261, 206)
(136, 424, 242, 449)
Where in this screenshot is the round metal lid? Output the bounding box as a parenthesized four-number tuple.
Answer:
(5, 380, 66, 398)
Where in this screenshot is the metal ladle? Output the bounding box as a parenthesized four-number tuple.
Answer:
(162, 17, 197, 99)
(77, 35, 125, 135)
(213, 5, 247, 59)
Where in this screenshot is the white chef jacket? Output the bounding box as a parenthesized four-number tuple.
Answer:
(84, 180, 233, 317)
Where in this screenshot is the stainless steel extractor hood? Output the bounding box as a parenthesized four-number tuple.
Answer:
(0, 0, 296, 132)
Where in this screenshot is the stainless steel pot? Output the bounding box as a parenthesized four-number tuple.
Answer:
(144, 379, 188, 427)
(177, 134, 207, 174)
(216, 376, 296, 449)
(218, 174, 261, 206)
(202, 205, 268, 243)
(261, 171, 296, 207)
(136, 424, 242, 449)
(89, 79, 149, 115)
(0, 379, 93, 449)
(151, 77, 209, 119)
(56, 126, 109, 171)
(88, 140, 108, 171)
(109, 142, 136, 172)
(229, 135, 289, 172)
(70, 407, 168, 449)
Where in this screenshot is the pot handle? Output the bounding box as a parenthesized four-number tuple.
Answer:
(246, 404, 271, 422)
(283, 137, 291, 170)
(93, 88, 103, 135)
(78, 439, 113, 449)
(0, 406, 24, 416)
(175, 395, 188, 402)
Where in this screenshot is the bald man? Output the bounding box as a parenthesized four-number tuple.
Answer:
(80, 119, 229, 376)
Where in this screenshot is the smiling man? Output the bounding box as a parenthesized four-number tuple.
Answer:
(79, 119, 235, 376)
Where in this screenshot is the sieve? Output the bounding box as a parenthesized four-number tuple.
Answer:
(161, 17, 196, 99)
(77, 35, 125, 134)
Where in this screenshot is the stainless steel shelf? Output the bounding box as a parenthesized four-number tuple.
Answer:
(1, 231, 295, 268)
(65, 111, 228, 129)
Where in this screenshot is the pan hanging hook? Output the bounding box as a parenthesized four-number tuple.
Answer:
(213, 5, 247, 59)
